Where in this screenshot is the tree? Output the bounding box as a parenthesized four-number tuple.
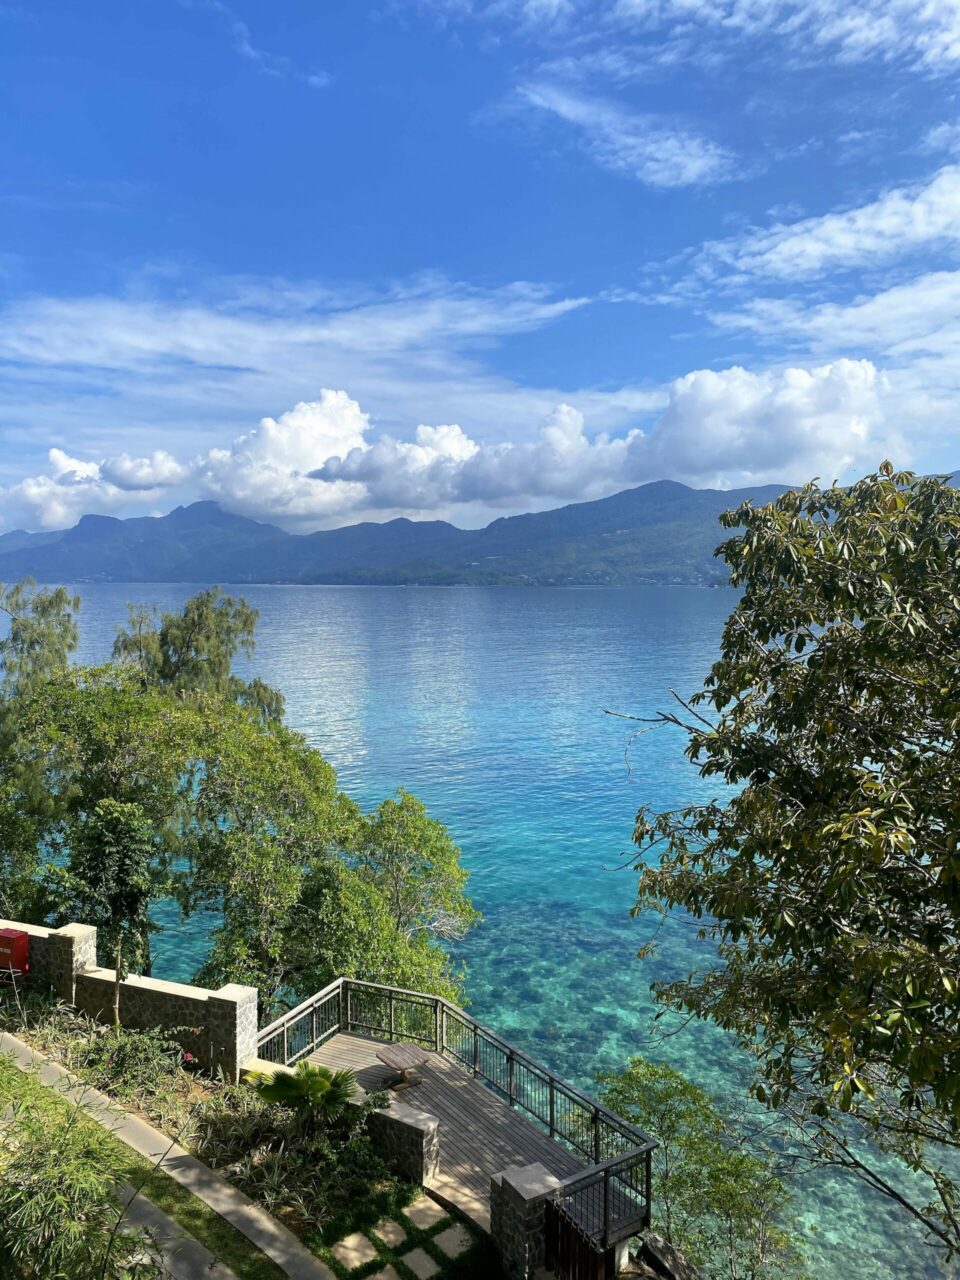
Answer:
(598, 1059, 804, 1280)
(251, 1061, 357, 1131)
(631, 464, 960, 1252)
(0, 578, 78, 705)
(357, 789, 479, 942)
(113, 587, 284, 722)
(198, 855, 465, 1014)
(64, 799, 155, 1028)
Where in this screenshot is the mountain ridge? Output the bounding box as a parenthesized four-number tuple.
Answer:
(0, 479, 791, 586)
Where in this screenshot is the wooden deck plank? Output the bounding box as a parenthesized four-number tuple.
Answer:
(308, 1033, 586, 1222)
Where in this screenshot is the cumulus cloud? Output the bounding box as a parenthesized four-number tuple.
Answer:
(517, 83, 735, 187)
(0, 361, 894, 531)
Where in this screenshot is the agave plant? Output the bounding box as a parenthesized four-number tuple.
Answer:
(251, 1061, 357, 1129)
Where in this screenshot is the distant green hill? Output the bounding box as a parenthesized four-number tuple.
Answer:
(0, 479, 790, 586)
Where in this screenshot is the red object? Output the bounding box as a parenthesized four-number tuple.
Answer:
(0, 928, 29, 976)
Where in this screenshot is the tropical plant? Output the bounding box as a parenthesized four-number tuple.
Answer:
(631, 464, 960, 1253)
(599, 1058, 805, 1280)
(251, 1060, 358, 1130)
(0, 1056, 158, 1280)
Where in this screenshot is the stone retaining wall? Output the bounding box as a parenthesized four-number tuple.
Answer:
(490, 1161, 561, 1280)
(0, 916, 258, 1082)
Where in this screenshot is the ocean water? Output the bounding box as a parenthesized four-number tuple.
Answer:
(58, 582, 944, 1278)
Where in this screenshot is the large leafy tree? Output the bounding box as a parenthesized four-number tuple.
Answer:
(1, 583, 476, 1011)
(357, 788, 480, 942)
(599, 1058, 804, 1280)
(62, 798, 155, 1028)
(113, 586, 284, 722)
(632, 464, 960, 1251)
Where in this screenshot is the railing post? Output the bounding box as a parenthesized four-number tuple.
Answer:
(644, 1148, 652, 1227)
(282, 1023, 289, 1065)
(343, 981, 352, 1033)
(434, 999, 442, 1052)
(603, 1167, 611, 1252)
(311, 1003, 317, 1052)
(593, 1107, 602, 1163)
(508, 1051, 515, 1106)
(389, 992, 395, 1042)
(549, 1079, 556, 1140)
(472, 1024, 479, 1077)
(441, 1005, 447, 1056)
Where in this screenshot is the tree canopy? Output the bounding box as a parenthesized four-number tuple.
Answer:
(632, 464, 960, 1251)
(0, 583, 476, 1015)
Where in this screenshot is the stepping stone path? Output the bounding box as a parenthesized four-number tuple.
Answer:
(403, 1194, 449, 1230)
(369, 1269, 402, 1280)
(332, 1232, 379, 1271)
(399, 1248, 439, 1279)
(432, 1224, 472, 1259)
(371, 1218, 407, 1249)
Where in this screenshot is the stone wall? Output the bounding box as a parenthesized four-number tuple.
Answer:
(366, 1096, 440, 1184)
(490, 1161, 561, 1280)
(0, 917, 258, 1083)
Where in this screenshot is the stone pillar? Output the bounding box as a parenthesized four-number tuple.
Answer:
(46, 923, 97, 1003)
(490, 1161, 561, 1280)
(206, 983, 259, 1083)
(367, 1098, 441, 1184)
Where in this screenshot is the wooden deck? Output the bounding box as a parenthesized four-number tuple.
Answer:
(308, 1032, 585, 1228)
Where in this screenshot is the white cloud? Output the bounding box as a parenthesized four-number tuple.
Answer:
(0, 361, 895, 531)
(699, 165, 960, 281)
(198, 1, 330, 88)
(414, 0, 960, 69)
(100, 450, 191, 491)
(922, 121, 960, 154)
(197, 393, 371, 522)
(517, 83, 735, 187)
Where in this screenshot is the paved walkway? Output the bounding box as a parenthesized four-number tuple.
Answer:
(121, 1186, 240, 1280)
(0, 1031, 336, 1280)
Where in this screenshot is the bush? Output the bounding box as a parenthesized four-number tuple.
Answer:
(0, 1055, 159, 1280)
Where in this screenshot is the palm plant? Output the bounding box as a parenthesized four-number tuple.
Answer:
(251, 1061, 357, 1129)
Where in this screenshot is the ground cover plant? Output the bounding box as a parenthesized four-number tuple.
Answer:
(0, 1052, 287, 1280)
(0, 987, 421, 1252)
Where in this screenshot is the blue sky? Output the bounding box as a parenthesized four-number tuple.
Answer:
(1, 0, 959, 530)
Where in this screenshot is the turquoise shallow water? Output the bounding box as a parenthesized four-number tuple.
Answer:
(61, 583, 944, 1278)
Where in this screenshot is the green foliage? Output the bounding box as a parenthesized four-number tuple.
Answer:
(61, 797, 155, 1025)
(113, 586, 285, 721)
(357, 789, 480, 942)
(251, 1061, 357, 1129)
(599, 1059, 804, 1280)
(0, 1055, 158, 1280)
(633, 464, 960, 1253)
(0, 578, 78, 703)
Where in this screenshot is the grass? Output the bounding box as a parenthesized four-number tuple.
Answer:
(0, 1056, 287, 1280)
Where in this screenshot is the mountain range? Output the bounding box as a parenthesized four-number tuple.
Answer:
(0, 479, 791, 587)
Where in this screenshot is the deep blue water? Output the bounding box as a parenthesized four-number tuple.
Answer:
(60, 583, 944, 1278)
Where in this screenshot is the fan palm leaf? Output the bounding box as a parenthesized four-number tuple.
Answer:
(251, 1061, 357, 1127)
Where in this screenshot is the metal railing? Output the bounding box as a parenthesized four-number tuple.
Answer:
(256, 976, 655, 1254)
